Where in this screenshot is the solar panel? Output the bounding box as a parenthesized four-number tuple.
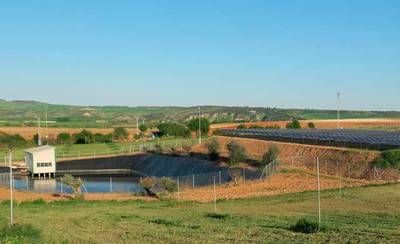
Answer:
(219, 129, 400, 151)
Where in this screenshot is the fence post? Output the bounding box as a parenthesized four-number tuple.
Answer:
(26, 176, 29, 191)
(110, 177, 113, 192)
(219, 171, 222, 185)
(60, 181, 63, 193)
(316, 157, 321, 231)
(177, 177, 180, 200)
(213, 176, 217, 213)
(192, 174, 195, 189)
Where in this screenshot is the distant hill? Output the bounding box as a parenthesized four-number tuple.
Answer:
(0, 99, 399, 128)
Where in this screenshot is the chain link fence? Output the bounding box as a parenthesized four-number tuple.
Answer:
(0, 160, 278, 194)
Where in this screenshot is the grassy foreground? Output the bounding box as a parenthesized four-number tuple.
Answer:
(0, 183, 399, 243)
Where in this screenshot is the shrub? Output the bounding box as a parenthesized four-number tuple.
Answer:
(373, 149, 400, 169)
(157, 122, 191, 138)
(139, 177, 157, 197)
(286, 119, 302, 129)
(0, 224, 41, 242)
(56, 133, 71, 144)
(207, 138, 220, 161)
(205, 213, 230, 220)
(113, 127, 129, 141)
(308, 122, 316, 129)
(73, 130, 94, 144)
(0, 133, 27, 148)
(160, 177, 178, 193)
(94, 133, 112, 143)
(187, 118, 210, 135)
(237, 124, 247, 129)
(290, 218, 320, 233)
(262, 145, 279, 166)
(61, 174, 83, 197)
(140, 177, 156, 189)
(139, 124, 148, 133)
(226, 141, 247, 166)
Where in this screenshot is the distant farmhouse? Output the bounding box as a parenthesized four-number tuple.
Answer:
(24, 145, 56, 179)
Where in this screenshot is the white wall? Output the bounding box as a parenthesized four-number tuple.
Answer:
(25, 148, 56, 174)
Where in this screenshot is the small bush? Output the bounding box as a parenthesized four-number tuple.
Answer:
(0, 224, 41, 242)
(237, 124, 247, 129)
(308, 122, 316, 129)
(373, 149, 400, 169)
(207, 138, 220, 161)
(140, 177, 156, 190)
(286, 119, 302, 129)
(290, 218, 320, 233)
(226, 141, 247, 166)
(205, 213, 230, 220)
(262, 145, 279, 166)
(149, 218, 182, 227)
(160, 177, 178, 193)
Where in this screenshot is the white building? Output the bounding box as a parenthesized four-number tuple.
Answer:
(24, 145, 56, 178)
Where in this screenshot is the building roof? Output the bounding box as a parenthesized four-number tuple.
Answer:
(24, 145, 55, 154)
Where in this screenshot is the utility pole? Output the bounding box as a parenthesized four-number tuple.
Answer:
(45, 108, 48, 145)
(336, 92, 341, 129)
(9, 150, 14, 226)
(37, 117, 42, 146)
(316, 157, 321, 231)
(136, 117, 139, 136)
(198, 106, 202, 144)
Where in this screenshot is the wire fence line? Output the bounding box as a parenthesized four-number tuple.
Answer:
(0, 161, 279, 194)
(0, 138, 198, 163)
(281, 155, 400, 182)
(54, 139, 197, 161)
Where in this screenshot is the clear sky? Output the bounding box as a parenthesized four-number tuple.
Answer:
(1, 0, 399, 110)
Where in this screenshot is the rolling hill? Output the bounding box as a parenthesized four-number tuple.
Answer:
(0, 99, 399, 128)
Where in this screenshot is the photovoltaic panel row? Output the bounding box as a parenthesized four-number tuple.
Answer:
(219, 129, 400, 151)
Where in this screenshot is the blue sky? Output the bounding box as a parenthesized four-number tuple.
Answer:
(1, 0, 399, 110)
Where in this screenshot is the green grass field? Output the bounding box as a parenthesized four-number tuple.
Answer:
(0, 138, 197, 162)
(0, 183, 399, 243)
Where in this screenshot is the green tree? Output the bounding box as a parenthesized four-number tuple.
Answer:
(113, 127, 129, 141)
(226, 141, 247, 166)
(94, 133, 112, 143)
(0, 133, 26, 148)
(262, 145, 279, 166)
(286, 119, 302, 129)
(73, 130, 94, 144)
(207, 138, 220, 161)
(157, 122, 190, 138)
(187, 118, 210, 135)
(139, 124, 148, 133)
(308, 122, 316, 129)
(61, 174, 83, 199)
(56, 133, 71, 144)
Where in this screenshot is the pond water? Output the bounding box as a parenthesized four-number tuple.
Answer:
(0, 174, 145, 194)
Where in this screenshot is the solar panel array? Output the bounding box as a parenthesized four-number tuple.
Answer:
(219, 129, 400, 151)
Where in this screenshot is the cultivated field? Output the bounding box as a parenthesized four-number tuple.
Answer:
(0, 127, 139, 140)
(0, 183, 399, 243)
